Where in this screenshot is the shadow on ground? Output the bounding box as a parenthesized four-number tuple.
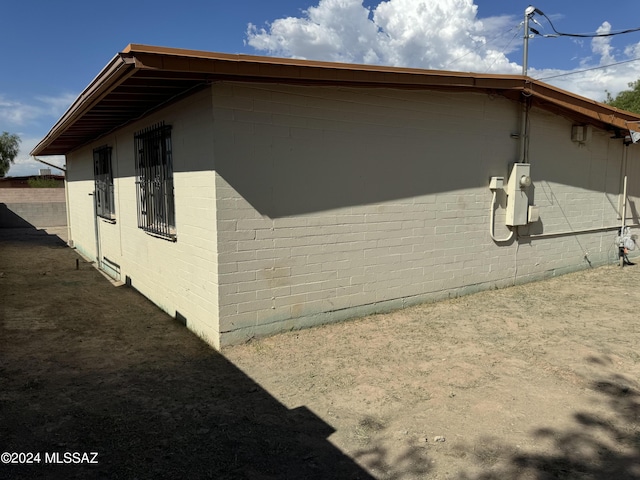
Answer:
(456, 363, 640, 480)
(0, 228, 374, 479)
(7, 228, 637, 479)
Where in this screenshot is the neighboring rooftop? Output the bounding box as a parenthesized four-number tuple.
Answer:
(0, 175, 65, 189)
(32, 44, 640, 156)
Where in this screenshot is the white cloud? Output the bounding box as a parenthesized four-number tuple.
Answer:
(247, 0, 383, 63)
(531, 21, 640, 102)
(7, 155, 66, 178)
(0, 97, 41, 126)
(0, 93, 75, 128)
(245, 0, 640, 103)
(247, 0, 521, 73)
(0, 92, 74, 177)
(592, 22, 614, 66)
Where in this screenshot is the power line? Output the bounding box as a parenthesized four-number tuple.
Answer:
(535, 56, 640, 80)
(443, 23, 521, 70)
(483, 28, 521, 73)
(524, 7, 640, 81)
(535, 10, 640, 38)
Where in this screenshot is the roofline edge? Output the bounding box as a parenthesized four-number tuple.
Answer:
(31, 52, 137, 156)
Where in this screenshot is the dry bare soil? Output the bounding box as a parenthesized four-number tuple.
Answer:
(2, 227, 640, 479)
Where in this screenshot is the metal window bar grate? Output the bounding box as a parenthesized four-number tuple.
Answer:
(93, 146, 115, 219)
(134, 122, 176, 240)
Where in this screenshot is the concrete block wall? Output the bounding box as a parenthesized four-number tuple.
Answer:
(516, 108, 640, 274)
(64, 156, 98, 261)
(215, 175, 517, 346)
(65, 89, 222, 348)
(0, 188, 66, 228)
(212, 83, 515, 345)
(62, 80, 640, 350)
(212, 82, 640, 346)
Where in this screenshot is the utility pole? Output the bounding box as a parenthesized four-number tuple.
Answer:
(523, 6, 536, 76)
(520, 6, 540, 163)
(522, 6, 544, 76)
(523, 8, 531, 75)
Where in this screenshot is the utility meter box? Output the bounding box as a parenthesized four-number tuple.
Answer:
(505, 163, 531, 226)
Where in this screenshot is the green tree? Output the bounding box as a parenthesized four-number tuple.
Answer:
(0, 132, 21, 177)
(605, 80, 640, 114)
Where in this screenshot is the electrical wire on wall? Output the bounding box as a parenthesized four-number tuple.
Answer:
(489, 188, 514, 242)
(519, 91, 533, 164)
(513, 236, 520, 285)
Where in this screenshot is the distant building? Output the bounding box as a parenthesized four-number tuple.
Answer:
(0, 174, 65, 188)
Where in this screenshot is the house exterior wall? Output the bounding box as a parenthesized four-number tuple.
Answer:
(514, 109, 635, 278)
(65, 89, 222, 348)
(62, 80, 640, 350)
(66, 153, 99, 259)
(211, 82, 640, 346)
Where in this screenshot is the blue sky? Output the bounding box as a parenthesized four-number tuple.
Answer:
(3, 0, 640, 176)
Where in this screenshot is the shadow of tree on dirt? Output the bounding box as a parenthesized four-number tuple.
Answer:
(353, 443, 433, 479)
(458, 371, 640, 480)
(0, 229, 375, 480)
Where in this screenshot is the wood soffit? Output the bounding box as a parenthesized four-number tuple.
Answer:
(31, 44, 640, 156)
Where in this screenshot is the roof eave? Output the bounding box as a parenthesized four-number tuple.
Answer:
(31, 44, 640, 156)
(523, 81, 639, 132)
(30, 53, 137, 156)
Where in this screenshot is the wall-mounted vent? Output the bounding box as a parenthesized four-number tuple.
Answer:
(101, 256, 121, 281)
(175, 311, 187, 326)
(571, 125, 592, 144)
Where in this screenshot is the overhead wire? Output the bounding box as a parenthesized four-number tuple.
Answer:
(443, 22, 521, 70)
(442, 9, 640, 79)
(525, 10, 640, 80)
(535, 57, 640, 81)
(535, 11, 640, 38)
(483, 27, 521, 73)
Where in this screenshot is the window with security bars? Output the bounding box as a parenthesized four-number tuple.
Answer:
(134, 122, 176, 240)
(93, 145, 115, 220)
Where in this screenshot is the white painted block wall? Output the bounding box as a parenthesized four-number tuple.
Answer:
(66, 89, 222, 348)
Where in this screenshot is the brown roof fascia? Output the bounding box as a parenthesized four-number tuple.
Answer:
(32, 43, 640, 156)
(123, 45, 640, 127)
(126, 44, 524, 93)
(523, 81, 639, 131)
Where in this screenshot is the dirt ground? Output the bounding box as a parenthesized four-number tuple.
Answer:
(2, 227, 640, 479)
